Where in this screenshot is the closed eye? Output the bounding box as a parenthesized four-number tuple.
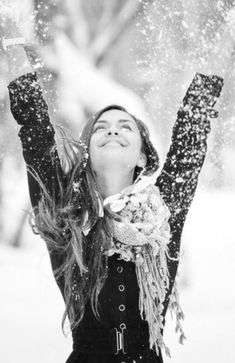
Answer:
(93, 125, 106, 132)
(121, 124, 132, 130)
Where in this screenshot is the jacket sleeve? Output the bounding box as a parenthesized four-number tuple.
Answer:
(156, 73, 224, 319)
(8, 72, 64, 209)
(156, 73, 224, 218)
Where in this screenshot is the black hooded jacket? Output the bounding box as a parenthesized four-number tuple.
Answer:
(8, 72, 223, 363)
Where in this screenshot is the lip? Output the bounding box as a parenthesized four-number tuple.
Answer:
(99, 138, 128, 147)
(103, 141, 122, 146)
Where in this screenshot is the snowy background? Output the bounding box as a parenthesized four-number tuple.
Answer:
(0, 1, 235, 362)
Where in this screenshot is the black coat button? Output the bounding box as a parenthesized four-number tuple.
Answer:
(117, 266, 123, 273)
(119, 304, 125, 311)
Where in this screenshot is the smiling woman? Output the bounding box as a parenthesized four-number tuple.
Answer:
(90, 109, 148, 198)
(3, 7, 234, 363)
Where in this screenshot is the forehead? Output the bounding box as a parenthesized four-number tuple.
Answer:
(97, 109, 136, 123)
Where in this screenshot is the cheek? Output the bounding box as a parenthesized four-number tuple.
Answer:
(129, 134, 142, 156)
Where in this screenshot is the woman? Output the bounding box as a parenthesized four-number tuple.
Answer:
(1, 11, 234, 363)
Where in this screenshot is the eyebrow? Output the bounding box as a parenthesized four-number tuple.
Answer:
(95, 119, 136, 126)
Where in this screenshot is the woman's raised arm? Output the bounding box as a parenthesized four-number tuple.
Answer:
(156, 73, 223, 220)
(1, 14, 64, 209)
(156, 10, 235, 219)
(154, 15, 235, 301)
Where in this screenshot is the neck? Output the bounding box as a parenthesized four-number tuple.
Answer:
(95, 169, 134, 198)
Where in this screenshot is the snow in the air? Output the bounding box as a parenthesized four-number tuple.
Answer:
(0, 1, 235, 363)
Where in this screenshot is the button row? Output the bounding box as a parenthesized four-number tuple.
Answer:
(117, 266, 125, 314)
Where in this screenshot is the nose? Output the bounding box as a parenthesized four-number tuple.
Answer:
(106, 128, 119, 136)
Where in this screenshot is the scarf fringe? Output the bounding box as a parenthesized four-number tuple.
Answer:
(169, 281, 186, 345)
(135, 242, 172, 357)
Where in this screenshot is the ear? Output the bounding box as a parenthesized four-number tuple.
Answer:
(137, 153, 147, 168)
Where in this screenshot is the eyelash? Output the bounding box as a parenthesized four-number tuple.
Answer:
(122, 125, 132, 130)
(94, 126, 105, 131)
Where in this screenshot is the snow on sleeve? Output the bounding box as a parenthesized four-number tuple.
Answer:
(8, 72, 50, 126)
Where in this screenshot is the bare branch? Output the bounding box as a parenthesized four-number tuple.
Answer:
(63, 0, 90, 49)
(90, 0, 153, 66)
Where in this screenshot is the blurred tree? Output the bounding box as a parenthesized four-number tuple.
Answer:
(1, 0, 235, 247)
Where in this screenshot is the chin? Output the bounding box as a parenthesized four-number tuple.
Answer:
(91, 149, 138, 172)
(93, 157, 136, 172)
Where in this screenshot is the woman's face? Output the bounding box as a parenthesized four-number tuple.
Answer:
(89, 109, 145, 175)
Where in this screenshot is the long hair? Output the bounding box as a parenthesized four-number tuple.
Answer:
(32, 105, 160, 331)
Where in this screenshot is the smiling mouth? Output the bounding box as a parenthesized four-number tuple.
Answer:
(104, 141, 122, 146)
(101, 139, 127, 147)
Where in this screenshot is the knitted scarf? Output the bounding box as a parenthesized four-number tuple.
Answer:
(102, 175, 185, 357)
